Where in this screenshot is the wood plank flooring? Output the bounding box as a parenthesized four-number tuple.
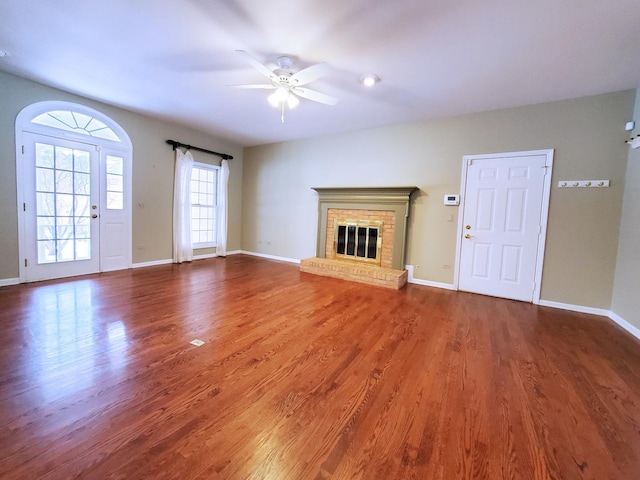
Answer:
(0, 254, 639, 479)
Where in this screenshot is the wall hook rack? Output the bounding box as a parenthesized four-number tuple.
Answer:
(558, 180, 610, 188)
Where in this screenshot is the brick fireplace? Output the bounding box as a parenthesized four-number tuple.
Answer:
(300, 187, 417, 289)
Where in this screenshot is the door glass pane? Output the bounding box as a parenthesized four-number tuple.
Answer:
(37, 217, 55, 240)
(35, 143, 54, 168)
(107, 174, 123, 191)
(38, 240, 56, 264)
(36, 168, 54, 192)
(75, 172, 90, 195)
(36, 192, 55, 216)
(75, 150, 90, 173)
(105, 155, 123, 210)
(55, 147, 73, 170)
(75, 195, 90, 217)
(106, 155, 123, 175)
(56, 170, 74, 193)
(55, 194, 74, 216)
(75, 239, 91, 260)
(35, 142, 93, 264)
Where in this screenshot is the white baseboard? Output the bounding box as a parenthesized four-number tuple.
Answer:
(410, 279, 456, 290)
(132, 252, 241, 267)
(608, 311, 640, 341)
(536, 299, 610, 317)
(404, 266, 640, 341)
(536, 300, 640, 342)
(132, 259, 172, 269)
(405, 265, 456, 290)
(193, 253, 218, 260)
(0, 277, 20, 287)
(239, 250, 301, 264)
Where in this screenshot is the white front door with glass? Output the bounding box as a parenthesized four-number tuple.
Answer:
(21, 133, 128, 282)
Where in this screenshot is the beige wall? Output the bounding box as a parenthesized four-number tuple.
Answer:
(0, 71, 243, 280)
(243, 90, 634, 309)
(612, 90, 640, 328)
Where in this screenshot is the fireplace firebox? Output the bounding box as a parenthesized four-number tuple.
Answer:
(334, 219, 383, 264)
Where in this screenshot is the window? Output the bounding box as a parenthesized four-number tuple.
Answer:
(190, 163, 219, 248)
(31, 110, 121, 142)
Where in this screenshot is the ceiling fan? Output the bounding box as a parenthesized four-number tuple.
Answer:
(231, 50, 338, 122)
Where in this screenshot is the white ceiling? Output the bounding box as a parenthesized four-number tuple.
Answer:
(1, 0, 639, 147)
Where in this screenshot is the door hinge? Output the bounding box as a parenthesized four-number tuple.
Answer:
(23, 203, 26, 212)
(22, 145, 25, 154)
(24, 259, 27, 267)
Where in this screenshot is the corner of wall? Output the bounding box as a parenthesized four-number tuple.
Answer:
(611, 87, 640, 331)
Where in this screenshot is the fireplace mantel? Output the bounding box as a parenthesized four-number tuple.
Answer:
(312, 186, 418, 203)
(312, 186, 418, 270)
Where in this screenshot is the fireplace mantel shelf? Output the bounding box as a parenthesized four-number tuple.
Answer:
(312, 186, 418, 200)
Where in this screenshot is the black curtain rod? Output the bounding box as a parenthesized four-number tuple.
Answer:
(166, 140, 233, 160)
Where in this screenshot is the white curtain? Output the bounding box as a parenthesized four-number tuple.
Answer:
(172, 149, 194, 263)
(216, 159, 230, 257)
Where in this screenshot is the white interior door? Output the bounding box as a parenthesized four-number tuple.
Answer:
(457, 151, 552, 302)
(20, 132, 131, 282)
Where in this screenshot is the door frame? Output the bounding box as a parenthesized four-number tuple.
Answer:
(15, 101, 133, 283)
(453, 149, 554, 304)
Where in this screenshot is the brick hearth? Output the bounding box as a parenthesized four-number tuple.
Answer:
(300, 257, 408, 290)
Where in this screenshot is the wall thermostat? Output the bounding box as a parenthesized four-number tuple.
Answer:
(444, 194, 459, 206)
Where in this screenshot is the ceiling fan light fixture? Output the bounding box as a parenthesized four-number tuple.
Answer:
(268, 86, 291, 108)
(360, 74, 380, 87)
(287, 93, 299, 109)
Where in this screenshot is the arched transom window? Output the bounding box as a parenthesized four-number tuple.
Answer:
(31, 110, 121, 142)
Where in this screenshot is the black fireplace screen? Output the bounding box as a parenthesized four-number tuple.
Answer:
(335, 220, 382, 263)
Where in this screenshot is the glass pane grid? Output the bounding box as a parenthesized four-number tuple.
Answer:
(35, 143, 92, 264)
(105, 156, 124, 210)
(190, 166, 218, 245)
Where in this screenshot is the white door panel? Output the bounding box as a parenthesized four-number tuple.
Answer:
(458, 153, 551, 302)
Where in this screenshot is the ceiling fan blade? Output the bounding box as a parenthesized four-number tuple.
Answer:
(228, 84, 277, 89)
(289, 62, 331, 86)
(292, 87, 339, 106)
(235, 50, 278, 82)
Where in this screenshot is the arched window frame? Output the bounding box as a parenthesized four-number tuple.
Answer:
(16, 101, 132, 149)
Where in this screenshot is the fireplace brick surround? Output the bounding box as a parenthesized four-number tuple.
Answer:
(325, 209, 395, 268)
(300, 187, 417, 290)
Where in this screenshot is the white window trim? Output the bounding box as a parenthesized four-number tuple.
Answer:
(191, 161, 220, 249)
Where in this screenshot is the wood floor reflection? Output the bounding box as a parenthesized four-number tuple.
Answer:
(0, 255, 639, 479)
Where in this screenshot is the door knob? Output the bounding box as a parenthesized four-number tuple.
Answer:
(92, 214, 98, 219)
(464, 233, 472, 239)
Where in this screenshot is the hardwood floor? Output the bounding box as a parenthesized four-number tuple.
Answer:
(0, 255, 639, 479)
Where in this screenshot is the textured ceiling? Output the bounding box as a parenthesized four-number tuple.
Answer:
(1, 0, 639, 146)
